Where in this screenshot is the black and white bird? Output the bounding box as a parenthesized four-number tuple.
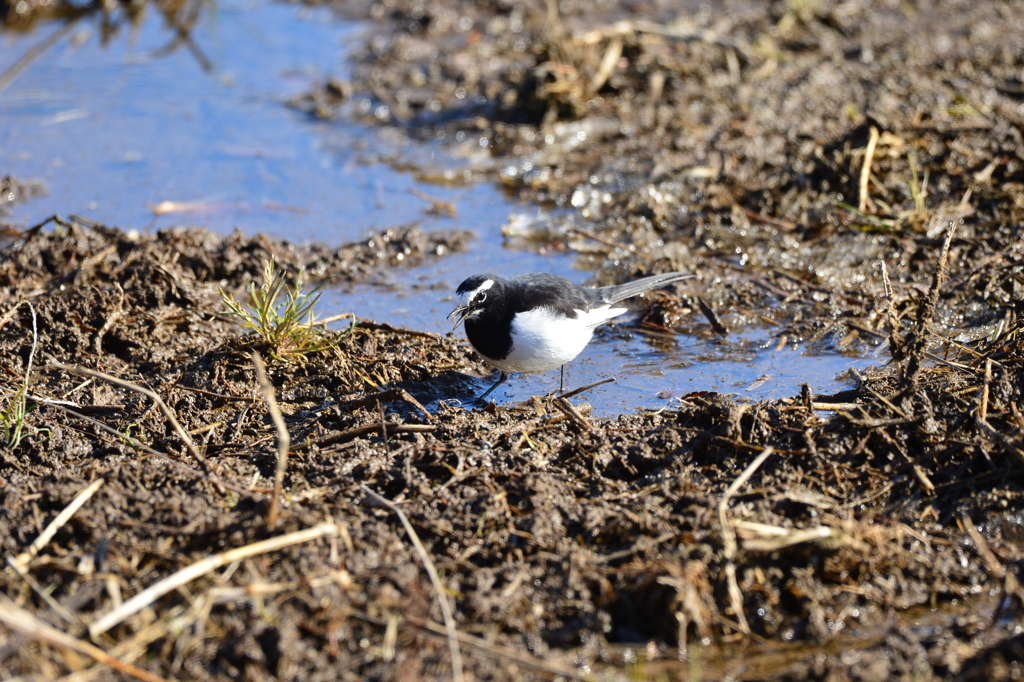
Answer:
(448, 271, 690, 401)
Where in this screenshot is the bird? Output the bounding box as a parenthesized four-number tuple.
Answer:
(447, 271, 690, 402)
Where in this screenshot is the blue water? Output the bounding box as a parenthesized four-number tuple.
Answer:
(0, 0, 874, 415)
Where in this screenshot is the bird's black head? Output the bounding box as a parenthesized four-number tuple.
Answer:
(448, 274, 503, 328)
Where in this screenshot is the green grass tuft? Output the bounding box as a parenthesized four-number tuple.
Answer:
(219, 259, 348, 362)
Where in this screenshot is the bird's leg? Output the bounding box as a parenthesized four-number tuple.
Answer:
(559, 365, 565, 393)
(478, 371, 510, 402)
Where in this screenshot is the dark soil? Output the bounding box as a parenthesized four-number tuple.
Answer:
(3, 0, 1024, 680)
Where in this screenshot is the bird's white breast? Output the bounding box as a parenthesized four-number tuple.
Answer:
(489, 304, 626, 373)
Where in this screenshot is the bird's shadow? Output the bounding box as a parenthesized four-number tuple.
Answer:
(395, 370, 498, 412)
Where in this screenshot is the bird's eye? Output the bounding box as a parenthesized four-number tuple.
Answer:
(476, 293, 487, 303)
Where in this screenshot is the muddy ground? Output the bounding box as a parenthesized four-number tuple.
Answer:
(3, 0, 1024, 680)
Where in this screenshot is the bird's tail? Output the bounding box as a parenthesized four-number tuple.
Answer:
(596, 271, 691, 304)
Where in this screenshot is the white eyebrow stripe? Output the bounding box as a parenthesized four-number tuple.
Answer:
(463, 279, 495, 300)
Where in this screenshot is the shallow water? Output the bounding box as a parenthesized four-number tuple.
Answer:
(0, 0, 874, 415)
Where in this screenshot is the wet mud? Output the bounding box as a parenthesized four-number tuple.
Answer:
(3, 0, 1024, 680)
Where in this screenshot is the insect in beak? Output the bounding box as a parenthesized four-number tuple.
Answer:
(447, 303, 470, 329)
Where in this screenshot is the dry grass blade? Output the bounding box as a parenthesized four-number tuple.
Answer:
(0, 595, 169, 682)
(360, 484, 464, 682)
(11, 478, 104, 572)
(251, 352, 290, 527)
(589, 36, 622, 92)
(718, 446, 774, 634)
(978, 358, 992, 422)
(880, 259, 905, 379)
(859, 125, 879, 213)
(2, 300, 44, 450)
(88, 522, 338, 638)
(901, 223, 957, 394)
(55, 618, 175, 682)
(736, 521, 833, 551)
(961, 514, 1005, 579)
(48, 362, 207, 470)
(807, 402, 863, 411)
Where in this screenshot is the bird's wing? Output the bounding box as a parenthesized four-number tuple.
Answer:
(595, 271, 690, 304)
(507, 273, 598, 319)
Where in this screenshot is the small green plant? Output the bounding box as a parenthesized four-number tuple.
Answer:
(219, 259, 343, 361)
(1, 382, 33, 450)
(1, 301, 48, 450)
(907, 151, 929, 216)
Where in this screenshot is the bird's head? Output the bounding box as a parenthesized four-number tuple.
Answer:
(448, 274, 500, 328)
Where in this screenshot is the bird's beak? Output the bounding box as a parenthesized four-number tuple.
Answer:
(447, 303, 470, 329)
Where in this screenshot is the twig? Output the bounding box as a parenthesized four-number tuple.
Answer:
(311, 312, 356, 327)
(978, 358, 992, 423)
(590, 36, 623, 92)
(811, 402, 864, 412)
(697, 296, 728, 336)
(89, 522, 338, 638)
(858, 126, 879, 213)
(901, 223, 957, 394)
(54, 617, 173, 682)
(152, 7, 213, 73)
(880, 260, 904, 376)
(349, 318, 442, 340)
(717, 446, 774, 634)
(48, 362, 207, 471)
(172, 384, 259, 403)
(0, 300, 25, 333)
(251, 353, 289, 527)
(551, 397, 594, 431)
(741, 207, 797, 232)
(961, 514, 1005, 578)
(639, 69, 665, 128)
(7, 556, 80, 625)
(294, 422, 436, 452)
(581, 19, 752, 58)
(737, 522, 833, 551)
(339, 387, 433, 422)
(93, 282, 126, 355)
(360, 485, 464, 682)
(409, 188, 457, 218)
(10, 478, 104, 572)
(0, 595, 169, 682)
(560, 376, 615, 400)
(568, 227, 631, 252)
(0, 20, 77, 94)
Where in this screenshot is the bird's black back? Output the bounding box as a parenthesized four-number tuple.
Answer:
(504, 273, 597, 317)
